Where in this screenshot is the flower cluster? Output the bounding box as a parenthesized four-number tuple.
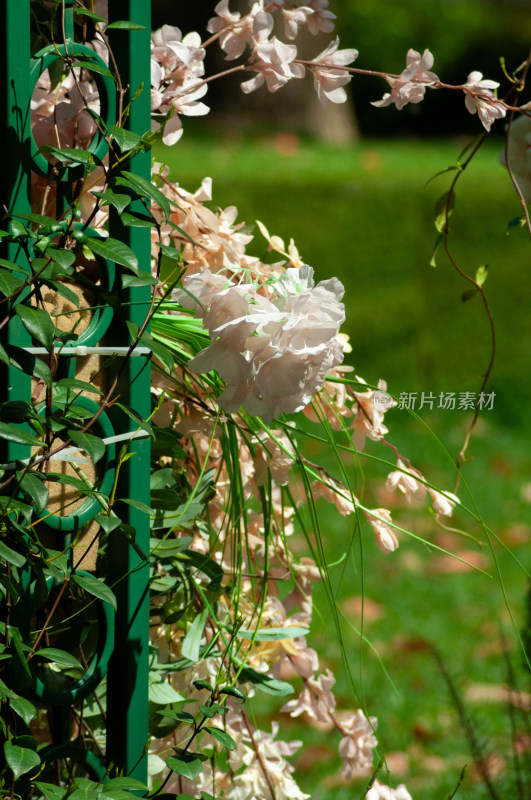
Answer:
(174, 265, 346, 420)
(26, 5, 523, 800)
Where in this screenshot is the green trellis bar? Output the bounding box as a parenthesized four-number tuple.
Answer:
(0, 0, 32, 462)
(1, 0, 152, 784)
(106, 0, 152, 782)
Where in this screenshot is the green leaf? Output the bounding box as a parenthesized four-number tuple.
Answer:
(118, 171, 171, 219)
(19, 471, 49, 512)
(0, 340, 9, 366)
(102, 778, 148, 793)
(0, 269, 24, 297)
(120, 498, 152, 515)
(149, 677, 185, 705)
(177, 551, 223, 592)
(159, 709, 195, 724)
(113, 402, 153, 438)
(74, 8, 105, 22)
(0, 421, 41, 446)
(193, 679, 214, 693)
(6, 345, 51, 385)
(157, 243, 183, 261)
(4, 740, 40, 780)
(121, 211, 156, 228)
(0, 540, 26, 568)
(49, 280, 79, 307)
(237, 665, 294, 696)
(434, 190, 455, 233)
(122, 271, 158, 289)
(236, 626, 309, 641)
(198, 704, 218, 719)
(46, 472, 92, 491)
(182, 608, 209, 663)
(34, 783, 67, 800)
(92, 190, 131, 214)
(166, 754, 204, 782)
(106, 20, 147, 30)
(75, 60, 115, 80)
(107, 125, 142, 153)
(85, 236, 138, 273)
(475, 264, 488, 286)
(219, 685, 245, 701)
(47, 247, 76, 269)
(34, 648, 82, 669)
(0, 258, 27, 274)
(37, 145, 95, 165)
(15, 304, 54, 348)
(204, 726, 236, 751)
(95, 512, 122, 534)
(0, 400, 33, 423)
(9, 695, 37, 726)
(56, 378, 104, 396)
(67, 430, 106, 463)
(73, 573, 117, 610)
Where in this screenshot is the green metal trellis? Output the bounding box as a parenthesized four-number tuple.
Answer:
(1, 0, 152, 783)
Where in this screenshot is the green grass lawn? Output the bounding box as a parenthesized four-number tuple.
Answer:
(154, 133, 531, 799)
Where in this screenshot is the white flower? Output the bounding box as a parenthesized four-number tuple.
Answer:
(311, 478, 355, 516)
(351, 379, 396, 450)
(365, 508, 399, 553)
(386, 460, 426, 503)
(177, 265, 346, 420)
(337, 709, 378, 778)
(207, 0, 258, 60)
(310, 37, 358, 105)
(500, 115, 531, 201)
(242, 36, 305, 95)
(428, 488, 459, 517)
(281, 669, 336, 722)
(372, 48, 438, 110)
(366, 780, 413, 800)
(463, 71, 506, 131)
(306, 0, 336, 35)
(281, 6, 314, 40)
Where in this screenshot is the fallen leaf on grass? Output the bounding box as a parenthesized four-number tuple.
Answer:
(428, 550, 489, 573)
(465, 682, 531, 711)
(342, 595, 383, 622)
(469, 753, 506, 782)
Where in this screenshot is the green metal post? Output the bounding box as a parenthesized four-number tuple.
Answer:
(0, 0, 32, 462)
(106, 0, 152, 781)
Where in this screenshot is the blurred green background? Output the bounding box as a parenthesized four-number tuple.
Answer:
(152, 1, 530, 797)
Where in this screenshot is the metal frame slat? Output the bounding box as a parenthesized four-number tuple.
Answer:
(105, 0, 152, 782)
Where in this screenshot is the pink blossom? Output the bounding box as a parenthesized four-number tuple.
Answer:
(463, 71, 506, 131)
(207, 0, 258, 61)
(306, 0, 336, 35)
(351, 379, 395, 450)
(366, 780, 413, 800)
(311, 478, 355, 516)
(310, 37, 358, 105)
(372, 48, 438, 110)
(242, 36, 305, 95)
(176, 265, 345, 420)
(365, 508, 399, 553)
(337, 709, 378, 777)
(281, 6, 314, 41)
(428, 488, 459, 517)
(281, 669, 336, 722)
(386, 460, 426, 503)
